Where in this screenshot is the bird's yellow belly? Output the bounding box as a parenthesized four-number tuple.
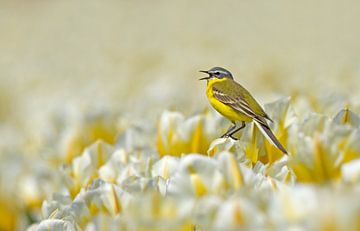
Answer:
(207, 90, 252, 123)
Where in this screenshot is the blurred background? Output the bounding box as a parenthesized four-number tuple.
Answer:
(1, 0, 360, 230)
(1, 0, 360, 122)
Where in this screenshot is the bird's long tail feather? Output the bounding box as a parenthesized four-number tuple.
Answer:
(254, 121, 288, 154)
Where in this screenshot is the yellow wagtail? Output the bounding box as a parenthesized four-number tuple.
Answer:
(199, 67, 287, 154)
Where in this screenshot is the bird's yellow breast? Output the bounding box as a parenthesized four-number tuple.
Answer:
(206, 78, 252, 123)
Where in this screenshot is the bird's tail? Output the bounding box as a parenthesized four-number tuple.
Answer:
(254, 121, 288, 154)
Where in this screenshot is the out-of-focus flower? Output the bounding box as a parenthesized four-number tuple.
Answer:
(213, 196, 266, 230)
(289, 110, 360, 183)
(1, 96, 359, 231)
(62, 140, 114, 198)
(27, 219, 77, 231)
(341, 158, 360, 183)
(39, 180, 131, 229)
(60, 111, 120, 164)
(269, 186, 360, 231)
(22, 107, 121, 168)
(0, 197, 18, 231)
(156, 110, 223, 157)
(333, 108, 360, 127)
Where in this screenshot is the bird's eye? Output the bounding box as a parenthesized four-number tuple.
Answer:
(215, 71, 220, 75)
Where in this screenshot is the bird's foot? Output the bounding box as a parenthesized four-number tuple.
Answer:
(230, 135, 238, 140)
(220, 134, 238, 140)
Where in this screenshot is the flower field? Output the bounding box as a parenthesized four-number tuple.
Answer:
(1, 1, 360, 231)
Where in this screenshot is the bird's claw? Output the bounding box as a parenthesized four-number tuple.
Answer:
(220, 134, 238, 140)
(230, 135, 238, 140)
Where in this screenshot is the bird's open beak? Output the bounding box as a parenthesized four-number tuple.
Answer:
(199, 70, 210, 80)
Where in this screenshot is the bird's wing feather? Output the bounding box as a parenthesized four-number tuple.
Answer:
(212, 80, 286, 154)
(212, 80, 270, 125)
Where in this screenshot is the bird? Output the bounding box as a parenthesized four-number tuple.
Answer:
(199, 67, 287, 154)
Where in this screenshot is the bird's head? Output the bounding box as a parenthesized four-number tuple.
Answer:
(199, 67, 233, 80)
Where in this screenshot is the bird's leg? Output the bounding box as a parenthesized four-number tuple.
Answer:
(228, 122, 246, 140)
(220, 124, 237, 138)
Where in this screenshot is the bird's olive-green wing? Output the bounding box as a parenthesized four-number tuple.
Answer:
(212, 79, 272, 124)
(212, 79, 287, 154)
